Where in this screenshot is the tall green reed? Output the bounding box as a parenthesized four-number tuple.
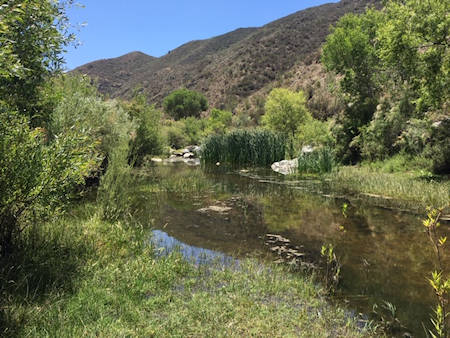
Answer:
(201, 129, 286, 167)
(297, 147, 335, 174)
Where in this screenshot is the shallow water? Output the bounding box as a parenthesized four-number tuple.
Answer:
(140, 163, 449, 336)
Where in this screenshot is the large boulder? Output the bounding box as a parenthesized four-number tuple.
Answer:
(271, 159, 298, 175)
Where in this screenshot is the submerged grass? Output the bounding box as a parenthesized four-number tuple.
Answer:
(1, 197, 370, 337)
(201, 129, 286, 168)
(328, 166, 450, 211)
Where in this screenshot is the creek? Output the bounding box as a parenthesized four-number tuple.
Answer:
(137, 163, 449, 336)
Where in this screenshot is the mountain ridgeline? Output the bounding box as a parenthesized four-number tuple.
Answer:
(73, 0, 380, 108)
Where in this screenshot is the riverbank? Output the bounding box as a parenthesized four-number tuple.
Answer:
(325, 165, 449, 213)
(1, 199, 370, 337)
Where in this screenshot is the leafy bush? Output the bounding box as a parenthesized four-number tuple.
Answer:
(201, 129, 286, 167)
(125, 94, 164, 166)
(297, 147, 335, 174)
(97, 142, 135, 222)
(163, 88, 208, 120)
(0, 108, 99, 256)
(162, 121, 188, 149)
(204, 109, 232, 135)
(425, 118, 450, 175)
(396, 118, 431, 156)
(180, 117, 206, 145)
(297, 117, 334, 149)
(50, 75, 134, 160)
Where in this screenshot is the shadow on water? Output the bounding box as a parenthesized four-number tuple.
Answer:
(139, 163, 449, 336)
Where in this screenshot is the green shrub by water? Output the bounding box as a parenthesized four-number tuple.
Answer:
(201, 129, 286, 167)
(297, 147, 335, 174)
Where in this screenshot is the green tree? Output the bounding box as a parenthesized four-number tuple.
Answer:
(0, 108, 99, 256)
(0, 0, 74, 125)
(322, 9, 383, 163)
(262, 88, 310, 157)
(322, 10, 382, 107)
(376, 0, 449, 113)
(163, 88, 208, 120)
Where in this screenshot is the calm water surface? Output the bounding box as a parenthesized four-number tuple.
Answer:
(139, 163, 449, 336)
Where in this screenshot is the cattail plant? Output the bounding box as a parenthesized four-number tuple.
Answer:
(201, 129, 286, 168)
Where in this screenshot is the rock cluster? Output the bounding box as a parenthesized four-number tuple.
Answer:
(151, 145, 201, 166)
(265, 234, 316, 269)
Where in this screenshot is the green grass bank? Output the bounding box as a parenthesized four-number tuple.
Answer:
(325, 166, 450, 212)
(0, 199, 370, 337)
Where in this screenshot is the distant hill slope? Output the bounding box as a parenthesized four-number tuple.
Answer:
(73, 0, 380, 109)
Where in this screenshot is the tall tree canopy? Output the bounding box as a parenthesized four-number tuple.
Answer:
(163, 88, 208, 120)
(321, 0, 449, 167)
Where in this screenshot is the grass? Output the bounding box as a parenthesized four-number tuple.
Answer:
(0, 197, 371, 337)
(327, 166, 450, 211)
(201, 129, 286, 168)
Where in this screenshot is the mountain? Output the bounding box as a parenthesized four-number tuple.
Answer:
(73, 0, 380, 110)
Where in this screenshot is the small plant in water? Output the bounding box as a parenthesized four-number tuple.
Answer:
(423, 206, 450, 338)
(370, 301, 405, 334)
(341, 203, 348, 218)
(320, 243, 340, 293)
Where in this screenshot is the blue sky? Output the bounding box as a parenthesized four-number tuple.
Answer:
(64, 0, 338, 70)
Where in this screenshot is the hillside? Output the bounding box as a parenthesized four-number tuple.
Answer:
(73, 0, 380, 109)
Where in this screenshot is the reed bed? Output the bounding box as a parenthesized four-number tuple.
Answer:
(298, 147, 335, 174)
(201, 129, 286, 167)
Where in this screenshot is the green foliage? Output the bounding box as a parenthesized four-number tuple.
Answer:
(322, 0, 449, 168)
(163, 88, 208, 120)
(320, 243, 341, 293)
(297, 117, 334, 148)
(322, 10, 382, 104)
(263, 88, 310, 157)
(180, 117, 206, 145)
(0, 0, 75, 125)
(362, 154, 430, 174)
(263, 88, 309, 138)
(162, 121, 188, 149)
(49, 75, 134, 160)
(424, 119, 450, 175)
(0, 108, 99, 256)
(297, 147, 335, 175)
(422, 207, 450, 338)
(377, 0, 449, 113)
(201, 129, 286, 168)
(204, 108, 232, 135)
(97, 143, 135, 222)
(124, 93, 164, 166)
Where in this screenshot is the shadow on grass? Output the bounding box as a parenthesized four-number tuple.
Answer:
(0, 213, 94, 337)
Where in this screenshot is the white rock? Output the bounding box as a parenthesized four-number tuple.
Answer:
(271, 159, 298, 175)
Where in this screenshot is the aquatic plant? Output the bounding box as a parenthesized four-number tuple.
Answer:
(201, 129, 286, 168)
(422, 207, 450, 338)
(320, 243, 340, 294)
(297, 147, 335, 174)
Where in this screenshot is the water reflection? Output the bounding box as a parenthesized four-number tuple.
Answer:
(151, 230, 237, 267)
(138, 163, 449, 336)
